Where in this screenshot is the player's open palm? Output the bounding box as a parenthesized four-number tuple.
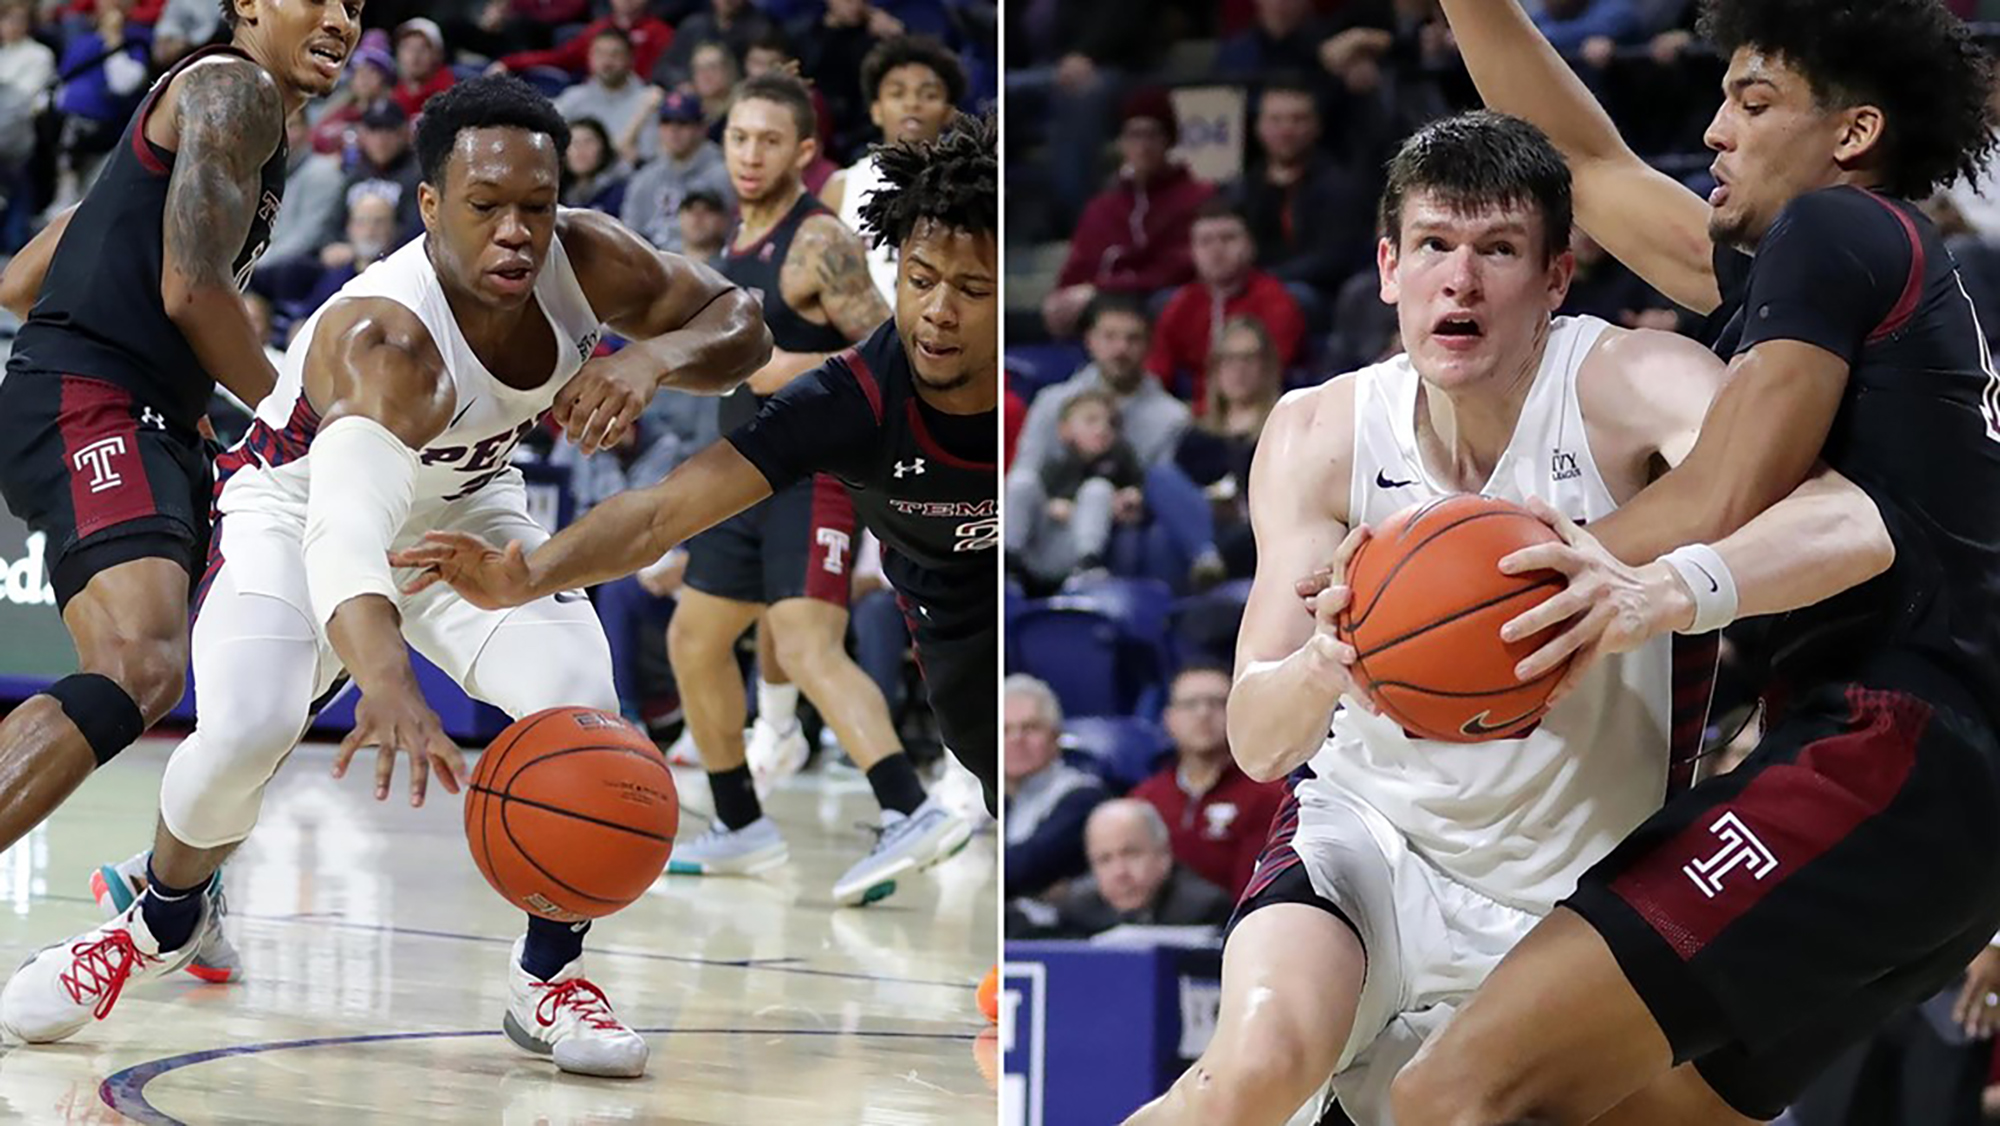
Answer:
(335, 684, 466, 807)
(553, 350, 653, 456)
(390, 532, 535, 610)
(1498, 497, 1656, 703)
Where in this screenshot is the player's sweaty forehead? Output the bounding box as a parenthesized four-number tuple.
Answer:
(446, 128, 560, 197)
(905, 219, 995, 286)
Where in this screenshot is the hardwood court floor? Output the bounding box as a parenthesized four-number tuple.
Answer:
(0, 739, 996, 1124)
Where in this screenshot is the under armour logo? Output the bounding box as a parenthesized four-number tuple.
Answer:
(816, 528, 850, 574)
(1552, 449, 1582, 482)
(139, 407, 164, 430)
(894, 458, 926, 478)
(1683, 811, 1778, 898)
(72, 436, 127, 494)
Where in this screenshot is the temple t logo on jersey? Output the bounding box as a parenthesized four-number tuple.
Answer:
(894, 458, 926, 478)
(1683, 811, 1778, 898)
(1551, 449, 1582, 482)
(72, 437, 127, 494)
(816, 528, 850, 574)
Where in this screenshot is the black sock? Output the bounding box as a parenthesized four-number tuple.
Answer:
(521, 915, 590, 981)
(709, 764, 762, 831)
(138, 857, 212, 954)
(866, 754, 927, 817)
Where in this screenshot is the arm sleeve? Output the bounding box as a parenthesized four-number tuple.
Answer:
(1733, 188, 1915, 365)
(723, 351, 880, 492)
(1003, 785, 1106, 897)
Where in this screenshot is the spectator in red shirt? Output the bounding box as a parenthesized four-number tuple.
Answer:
(1131, 664, 1283, 897)
(495, 0, 674, 81)
(1146, 197, 1306, 410)
(391, 18, 456, 118)
(1042, 88, 1215, 338)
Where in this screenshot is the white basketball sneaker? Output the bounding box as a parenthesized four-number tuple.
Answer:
(0, 897, 206, 1043)
(502, 936, 648, 1078)
(90, 852, 242, 984)
(663, 816, 789, 876)
(831, 793, 976, 907)
(744, 717, 810, 799)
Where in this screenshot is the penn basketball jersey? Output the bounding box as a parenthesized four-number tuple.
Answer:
(836, 153, 898, 301)
(716, 191, 854, 432)
(1313, 314, 1674, 914)
(215, 216, 603, 527)
(10, 45, 288, 432)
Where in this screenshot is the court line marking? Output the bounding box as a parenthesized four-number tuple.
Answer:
(36, 893, 977, 989)
(98, 1026, 983, 1126)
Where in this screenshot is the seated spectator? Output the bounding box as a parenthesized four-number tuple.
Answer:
(1004, 383, 1027, 471)
(1049, 800, 1234, 937)
(1147, 198, 1306, 408)
(1168, 317, 1284, 577)
(307, 33, 395, 156)
(821, 34, 966, 300)
(51, 0, 151, 206)
(336, 100, 423, 243)
(1229, 81, 1373, 304)
(554, 28, 664, 166)
(1042, 90, 1214, 339)
(265, 111, 349, 266)
(496, 0, 674, 81)
(676, 188, 730, 260)
(560, 117, 630, 213)
(1012, 295, 1189, 482)
(1006, 389, 1145, 587)
(256, 193, 400, 323)
(1215, 0, 1333, 78)
(0, 0, 54, 251)
(654, 0, 775, 89)
(1004, 674, 1108, 901)
(1130, 665, 1282, 897)
(688, 40, 741, 130)
(150, 0, 220, 67)
(391, 18, 456, 118)
(621, 92, 734, 252)
(1036, 0, 1164, 228)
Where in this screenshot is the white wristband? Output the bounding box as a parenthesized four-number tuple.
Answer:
(303, 415, 420, 627)
(1659, 543, 1739, 635)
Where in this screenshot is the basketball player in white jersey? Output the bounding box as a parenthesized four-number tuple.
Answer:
(0, 76, 770, 1077)
(819, 34, 964, 302)
(1124, 113, 1892, 1126)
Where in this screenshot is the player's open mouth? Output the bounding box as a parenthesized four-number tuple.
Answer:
(1432, 314, 1483, 348)
(915, 338, 959, 360)
(1709, 166, 1730, 208)
(308, 43, 346, 77)
(487, 264, 533, 293)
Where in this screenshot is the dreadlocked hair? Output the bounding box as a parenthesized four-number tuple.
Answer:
(856, 112, 995, 252)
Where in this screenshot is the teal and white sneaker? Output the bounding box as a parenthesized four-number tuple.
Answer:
(831, 794, 975, 907)
(90, 852, 242, 984)
(663, 817, 789, 876)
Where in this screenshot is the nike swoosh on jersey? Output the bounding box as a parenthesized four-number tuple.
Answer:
(1376, 469, 1415, 489)
(448, 396, 479, 428)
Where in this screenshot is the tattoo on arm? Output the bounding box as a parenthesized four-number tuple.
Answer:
(164, 60, 282, 293)
(805, 217, 891, 342)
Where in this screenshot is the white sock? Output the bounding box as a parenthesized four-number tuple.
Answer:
(757, 679, 800, 731)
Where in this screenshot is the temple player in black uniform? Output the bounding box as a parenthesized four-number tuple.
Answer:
(394, 116, 998, 811)
(0, 1, 357, 858)
(1353, 1, 2000, 1124)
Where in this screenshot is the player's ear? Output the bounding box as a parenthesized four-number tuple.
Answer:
(418, 181, 440, 234)
(1832, 103, 1886, 170)
(1377, 235, 1400, 305)
(1545, 244, 1576, 310)
(795, 133, 818, 175)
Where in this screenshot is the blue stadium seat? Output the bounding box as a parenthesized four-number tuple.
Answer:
(1004, 341, 1088, 402)
(518, 66, 577, 98)
(1013, 578, 1176, 717)
(1061, 716, 1172, 793)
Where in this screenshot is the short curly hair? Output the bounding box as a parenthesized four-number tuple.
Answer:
(415, 74, 572, 187)
(859, 35, 968, 107)
(856, 112, 995, 251)
(1698, 0, 1999, 199)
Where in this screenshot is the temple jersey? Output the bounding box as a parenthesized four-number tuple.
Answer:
(9, 46, 288, 432)
(1316, 315, 1674, 913)
(726, 319, 996, 608)
(715, 191, 853, 433)
(215, 219, 601, 527)
(1707, 186, 2000, 727)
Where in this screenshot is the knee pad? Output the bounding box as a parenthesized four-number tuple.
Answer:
(159, 721, 302, 849)
(44, 673, 146, 767)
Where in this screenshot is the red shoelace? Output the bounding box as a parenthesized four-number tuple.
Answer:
(58, 929, 154, 1019)
(534, 978, 622, 1032)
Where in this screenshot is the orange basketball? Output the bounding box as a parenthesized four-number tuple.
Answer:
(464, 706, 679, 921)
(977, 965, 999, 1023)
(1335, 495, 1571, 743)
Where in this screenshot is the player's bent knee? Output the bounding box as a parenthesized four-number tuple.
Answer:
(1391, 1052, 1545, 1126)
(78, 635, 187, 724)
(159, 723, 302, 848)
(42, 673, 148, 766)
(1173, 1048, 1324, 1126)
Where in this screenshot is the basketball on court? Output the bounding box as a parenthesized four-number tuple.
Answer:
(465, 706, 679, 922)
(1336, 495, 1570, 743)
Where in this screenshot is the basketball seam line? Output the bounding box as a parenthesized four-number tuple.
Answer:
(495, 794, 631, 906)
(1345, 507, 1538, 632)
(1352, 576, 1566, 661)
(468, 783, 676, 844)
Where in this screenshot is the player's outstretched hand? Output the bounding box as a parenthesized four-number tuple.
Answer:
(1953, 945, 2000, 1040)
(1497, 497, 1668, 704)
(334, 684, 465, 807)
(1299, 522, 1378, 715)
(390, 531, 536, 610)
(553, 349, 654, 456)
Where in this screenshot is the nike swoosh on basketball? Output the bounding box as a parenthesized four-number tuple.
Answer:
(1376, 469, 1415, 489)
(1460, 707, 1542, 737)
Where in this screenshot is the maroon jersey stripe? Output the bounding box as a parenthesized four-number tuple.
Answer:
(59, 376, 158, 539)
(1864, 194, 1926, 344)
(802, 473, 858, 606)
